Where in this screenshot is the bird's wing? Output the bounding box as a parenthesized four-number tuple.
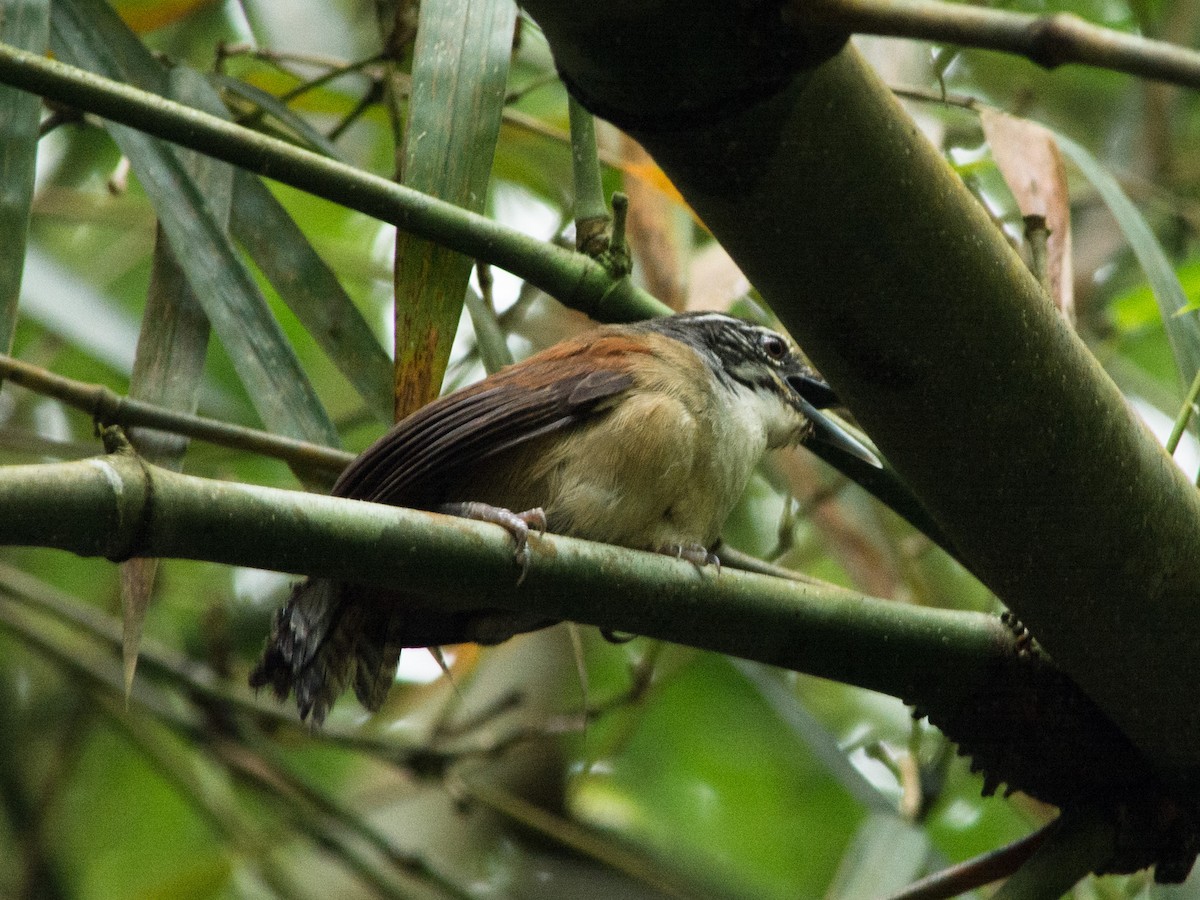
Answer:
(331, 363, 635, 507)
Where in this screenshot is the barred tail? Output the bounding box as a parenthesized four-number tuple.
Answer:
(248, 578, 402, 724)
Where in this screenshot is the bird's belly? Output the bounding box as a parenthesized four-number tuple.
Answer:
(493, 391, 769, 551)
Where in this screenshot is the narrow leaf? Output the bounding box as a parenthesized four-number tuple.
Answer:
(229, 169, 393, 423)
(463, 282, 514, 374)
(20, 246, 141, 372)
(121, 65, 233, 697)
(210, 72, 344, 161)
(826, 813, 929, 899)
(393, 0, 518, 418)
(0, 0, 48, 363)
(1055, 132, 1200, 401)
(51, 0, 340, 448)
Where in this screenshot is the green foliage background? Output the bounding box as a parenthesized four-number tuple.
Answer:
(0, 0, 1197, 897)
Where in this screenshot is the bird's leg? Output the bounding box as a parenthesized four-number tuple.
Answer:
(657, 542, 721, 572)
(437, 502, 547, 582)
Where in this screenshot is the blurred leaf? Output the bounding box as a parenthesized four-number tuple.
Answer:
(211, 72, 344, 161)
(19, 245, 142, 373)
(230, 169, 394, 424)
(393, 0, 518, 418)
(121, 65, 233, 697)
(1111, 259, 1200, 335)
(1054, 132, 1200, 401)
(58, 724, 230, 900)
(826, 813, 929, 899)
(619, 134, 685, 309)
(494, 114, 575, 205)
(111, 0, 218, 34)
(50, 0, 340, 448)
(731, 660, 893, 814)
(571, 654, 863, 899)
(0, 0, 48, 365)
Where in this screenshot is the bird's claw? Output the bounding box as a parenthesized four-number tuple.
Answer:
(659, 542, 720, 573)
(438, 502, 546, 584)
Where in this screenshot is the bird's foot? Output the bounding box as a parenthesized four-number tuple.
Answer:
(438, 502, 547, 583)
(657, 542, 720, 573)
(1000, 610, 1038, 657)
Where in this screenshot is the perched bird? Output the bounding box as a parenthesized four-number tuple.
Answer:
(250, 312, 874, 723)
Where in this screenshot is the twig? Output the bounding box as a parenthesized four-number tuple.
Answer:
(278, 53, 384, 104)
(0, 41, 668, 323)
(0, 353, 352, 475)
(450, 765, 702, 899)
(887, 822, 1052, 899)
(992, 808, 1114, 899)
(568, 95, 611, 256)
(1167, 367, 1200, 457)
(790, 0, 1200, 93)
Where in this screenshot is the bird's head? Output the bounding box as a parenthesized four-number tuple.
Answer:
(640, 312, 880, 467)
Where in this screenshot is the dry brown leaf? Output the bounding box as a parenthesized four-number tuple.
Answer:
(980, 109, 1075, 324)
(770, 449, 904, 600)
(618, 134, 687, 309)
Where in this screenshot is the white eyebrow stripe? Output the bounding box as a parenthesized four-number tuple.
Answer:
(681, 312, 739, 327)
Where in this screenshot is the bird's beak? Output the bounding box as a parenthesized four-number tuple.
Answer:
(788, 374, 883, 469)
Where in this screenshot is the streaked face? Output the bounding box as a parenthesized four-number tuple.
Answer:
(639, 313, 880, 467)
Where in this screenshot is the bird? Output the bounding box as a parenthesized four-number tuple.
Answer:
(249, 311, 876, 724)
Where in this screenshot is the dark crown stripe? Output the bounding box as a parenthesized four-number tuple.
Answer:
(639, 312, 804, 397)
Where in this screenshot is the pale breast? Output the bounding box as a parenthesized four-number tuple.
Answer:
(450, 340, 789, 552)
(528, 372, 773, 549)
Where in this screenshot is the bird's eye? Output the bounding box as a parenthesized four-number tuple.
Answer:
(760, 334, 789, 360)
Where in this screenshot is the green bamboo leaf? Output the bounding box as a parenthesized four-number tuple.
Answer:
(393, 0, 518, 418)
(731, 660, 895, 814)
(121, 65, 234, 698)
(20, 246, 141, 371)
(1054, 133, 1200, 396)
(0, 0, 48, 363)
(128, 65, 234, 463)
(463, 282, 514, 374)
(50, 0, 339, 449)
(825, 814, 929, 899)
(229, 169, 393, 424)
(210, 72, 344, 161)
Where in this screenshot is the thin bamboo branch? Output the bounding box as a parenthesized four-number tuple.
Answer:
(568, 96, 610, 255)
(0, 353, 352, 475)
(887, 823, 1052, 899)
(0, 440, 1014, 714)
(0, 351, 949, 586)
(0, 41, 667, 324)
(789, 0, 1200, 92)
(991, 809, 1114, 899)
